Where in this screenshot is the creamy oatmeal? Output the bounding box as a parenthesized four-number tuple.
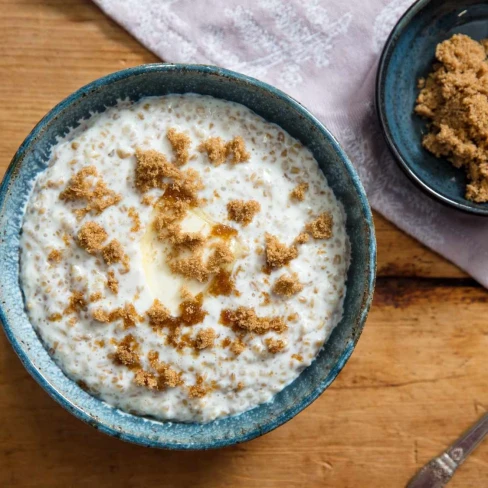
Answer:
(20, 94, 349, 423)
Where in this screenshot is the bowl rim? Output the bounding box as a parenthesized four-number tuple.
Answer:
(0, 63, 376, 449)
(375, 0, 488, 216)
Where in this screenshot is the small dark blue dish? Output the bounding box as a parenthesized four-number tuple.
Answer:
(0, 64, 375, 449)
(376, 0, 488, 215)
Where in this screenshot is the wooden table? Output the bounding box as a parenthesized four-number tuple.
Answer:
(1, 1, 487, 486)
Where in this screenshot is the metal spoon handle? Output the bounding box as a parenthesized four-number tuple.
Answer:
(447, 412, 488, 463)
(407, 413, 488, 488)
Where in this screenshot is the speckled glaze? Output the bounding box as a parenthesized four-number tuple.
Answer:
(0, 64, 375, 449)
(376, 0, 488, 215)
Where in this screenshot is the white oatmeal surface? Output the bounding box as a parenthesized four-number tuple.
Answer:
(20, 94, 349, 422)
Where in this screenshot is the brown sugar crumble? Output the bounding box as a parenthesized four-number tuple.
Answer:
(151, 172, 204, 249)
(145, 293, 207, 335)
(148, 351, 184, 388)
(230, 337, 245, 355)
(265, 338, 286, 354)
(64, 290, 87, 315)
(305, 212, 333, 239)
(59, 166, 121, 217)
(167, 128, 191, 167)
(155, 218, 207, 250)
(227, 199, 261, 226)
(179, 293, 208, 325)
(134, 148, 181, 192)
(122, 255, 131, 274)
(226, 136, 250, 164)
(166, 326, 185, 350)
(198, 137, 228, 166)
(415, 34, 488, 202)
(206, 241, 234, 273)
(101, 239, 124, 265)
(290, 182, 309, 201)
(265, 233, 298, 269)
(141, 195, 155, 206)
(294, 232, 310, 245)
(77, 221, 108, 254)
(89, 291, 103, 302)
(172, 166, 205, 202)
(272, 273, 304, 297)
(169, 253, 209, 283)
(47, 313, 63, 322)
(221, 337, 232, 349)
(92, 308, 111, 323)
(120, 303, 143, 329)
(179, 286, 194, 301)
(221, 306, 287, 335)
(106, 270, 119, 294)
(92, 303, 143, 328)
(113, 334, 140, 369)
(260, 292, 271, 306)
(188, 375, 209, 398)
(134, 370, 158, 389)
(47, 249, 63, 264)
(127, 207, 141, 232)
(146, 299, 171, 327)
(157, 364, 183, 388)
(194, 328, 216, 350)
(199, 136, 250, 165)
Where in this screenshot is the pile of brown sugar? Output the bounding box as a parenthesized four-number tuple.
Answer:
(415, 34, 488, 202)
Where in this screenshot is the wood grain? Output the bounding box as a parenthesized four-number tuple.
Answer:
(0, 0, 485, 487)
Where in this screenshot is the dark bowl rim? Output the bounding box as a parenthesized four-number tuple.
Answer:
(375, 0, 488, 216)
(0, 63, 376, 449)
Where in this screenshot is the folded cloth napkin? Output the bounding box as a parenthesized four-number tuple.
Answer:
(94, 0, 488, 287)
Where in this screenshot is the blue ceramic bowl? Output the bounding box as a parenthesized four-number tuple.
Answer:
(376, 0, 488, 215)
(0, 64, 375, 449)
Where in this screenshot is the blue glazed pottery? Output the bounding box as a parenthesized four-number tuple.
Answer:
(0, 64, 375, 449)
(376, 0, 488, 215)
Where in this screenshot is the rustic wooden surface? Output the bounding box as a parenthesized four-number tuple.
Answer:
(0, 1, 486, 486)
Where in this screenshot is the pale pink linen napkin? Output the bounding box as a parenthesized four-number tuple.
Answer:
(94, 0, 488, 286)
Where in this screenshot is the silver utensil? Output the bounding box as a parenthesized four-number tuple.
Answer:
(407, 413, 488, 488)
